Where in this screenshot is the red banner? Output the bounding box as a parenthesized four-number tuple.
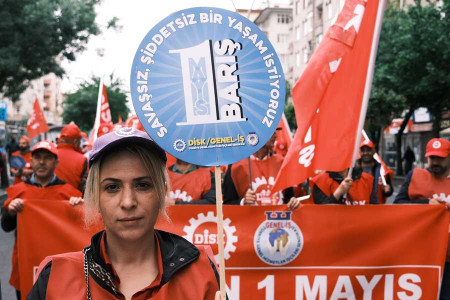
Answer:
(26, 98, 49, 139)
(17, 203, 448, 299)
(17, 200, 102, 299)
(157, 205, 448, 299)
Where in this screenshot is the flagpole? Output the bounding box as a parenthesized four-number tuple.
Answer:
(348, 0, 387, 178)
(92, 77, 104, 142)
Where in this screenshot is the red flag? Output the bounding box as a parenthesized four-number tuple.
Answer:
(89, 81, 113, 143)
(272, 0, 383, 192)
(26, 98, 49, 139)
(273, 114, 293, 156)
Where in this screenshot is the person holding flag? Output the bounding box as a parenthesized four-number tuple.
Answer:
(309, 164, 377, 205)
(271, 0, 386, 202)
(358, 139, 394, 203)
(10, 136, 33, 184)
(1, 140, 81, 300)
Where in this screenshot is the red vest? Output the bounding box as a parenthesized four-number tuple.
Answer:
(311, 172, 374, 205)
(231, 154, 284, 205)
(42, 249, 219, 300)
(55, 143, 87, 189)
(11, 150, 32, 184)
(4, 182, 81, 290)
(168, 167, 211, 203)
(408, 169, 450, 261)
(408, 168, 450, 201)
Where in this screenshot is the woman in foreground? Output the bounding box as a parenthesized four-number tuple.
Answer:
(28, 127, 221, 299)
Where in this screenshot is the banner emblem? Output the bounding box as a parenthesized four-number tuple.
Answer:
(183, 211, 238, 262)
(254, 211, 303, 265)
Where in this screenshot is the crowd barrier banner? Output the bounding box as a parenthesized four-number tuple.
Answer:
(17, 202, 448, 299)
(17, 200, 102, 299)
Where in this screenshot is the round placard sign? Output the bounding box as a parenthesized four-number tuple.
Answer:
(131, 7, 285, 166)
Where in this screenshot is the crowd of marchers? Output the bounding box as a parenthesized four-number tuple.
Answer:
(1, 122, 449, 300)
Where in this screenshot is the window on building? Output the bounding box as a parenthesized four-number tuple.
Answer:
(277, 34, 289, 43)
(327, 2, 333, 19)
(296, 26, 301, 40)
(317, 4, 323, 20)
(304, 0, 310, 8)
(315, 33, 323, 46)
(303, 12, 313, 35)
(296, 53, 301, 66)
(277, 14, 290, 24)
(303, 47, 310, 63)
(296, 0, 301, 15)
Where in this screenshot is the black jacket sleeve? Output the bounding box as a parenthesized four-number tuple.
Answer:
(222, 165, 241, 205)
(27, 261, 52, 300)
(394, 170, 429, 204)
(312, 185, 342, 204)
(1, 206, 17, 232)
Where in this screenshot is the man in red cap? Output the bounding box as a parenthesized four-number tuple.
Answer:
(10, 136, 33, 184)
(54, 123, 88, 191)
(394, 137, 450, 299)
(1, 140, 81, 299)
(358, 140, 394, 204)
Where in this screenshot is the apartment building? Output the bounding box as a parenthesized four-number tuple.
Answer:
(291, 0, 344, 84)
(7, 73, 64, 125)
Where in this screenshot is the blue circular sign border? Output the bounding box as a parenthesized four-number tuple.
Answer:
(130, 7, 285, 166)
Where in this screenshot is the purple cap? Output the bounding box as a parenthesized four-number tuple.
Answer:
(89, 127, 167, 167)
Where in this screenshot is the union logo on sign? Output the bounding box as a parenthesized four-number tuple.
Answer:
(254, 211, 303, 266)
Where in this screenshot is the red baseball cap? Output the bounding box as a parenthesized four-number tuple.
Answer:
(32, 140, 58, 157)
(425, 138, 450, 158)
(60, 123, 84, 140)
(360, 140, 375, 149)
(19, 136, 30, 143)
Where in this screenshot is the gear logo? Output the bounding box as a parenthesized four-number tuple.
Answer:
(173, 139, 186, 152)
(115, 127, 136, 136)
(254, 211, 303, 266)
(247, 133, 259, 146)
(183, 212, 238, 262)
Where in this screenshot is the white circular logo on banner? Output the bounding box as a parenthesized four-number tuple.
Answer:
(254, 211, 303, 266)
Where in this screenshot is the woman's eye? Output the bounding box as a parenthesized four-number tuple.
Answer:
(136, 182, 153, 190)
(105, 184, 119, 192)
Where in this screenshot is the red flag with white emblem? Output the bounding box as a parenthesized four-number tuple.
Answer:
(89, 79, 113, 143)
(26, 98, 49, 139)
(272, 0, 385, 192)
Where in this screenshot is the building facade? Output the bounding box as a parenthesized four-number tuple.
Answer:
(6, 73, 64, 125)
(291, 0, 343, 84)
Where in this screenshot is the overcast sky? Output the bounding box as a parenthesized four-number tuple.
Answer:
(61, 0, 289, 97)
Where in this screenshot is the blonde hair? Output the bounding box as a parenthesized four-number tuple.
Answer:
(84, 144, 169, 227)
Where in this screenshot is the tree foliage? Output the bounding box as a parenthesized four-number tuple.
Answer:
(62, 75, 129, 133)
(369, 0, 450, 174)
(0, 0, 100, 100)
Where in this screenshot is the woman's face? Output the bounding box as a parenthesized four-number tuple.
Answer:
(99, 150, 160, 242)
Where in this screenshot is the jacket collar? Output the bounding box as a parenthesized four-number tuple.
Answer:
(85, 230, 200, 292)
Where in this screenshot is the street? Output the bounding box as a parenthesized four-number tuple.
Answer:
(1, 187, 14, 300)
